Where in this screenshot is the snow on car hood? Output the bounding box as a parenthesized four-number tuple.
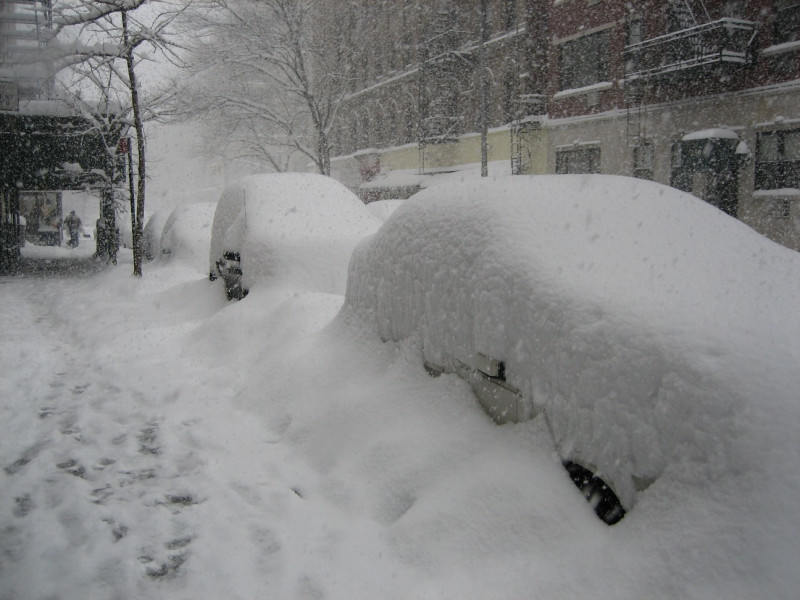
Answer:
(345, 174, 800, 508)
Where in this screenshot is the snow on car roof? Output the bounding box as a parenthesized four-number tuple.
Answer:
(353, 174, 798, 349)
(142, 210, 170, 259)
(346, 173, 800, 508)
(210, 172, 381, 294)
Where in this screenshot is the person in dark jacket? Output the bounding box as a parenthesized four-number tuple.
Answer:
(64, 211, 82, 248)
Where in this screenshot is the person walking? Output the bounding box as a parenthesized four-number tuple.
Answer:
(64, 211, 82, 248)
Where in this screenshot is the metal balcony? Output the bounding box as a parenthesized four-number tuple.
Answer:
(624, 18, 758, 81)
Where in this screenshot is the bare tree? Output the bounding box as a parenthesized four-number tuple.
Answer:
(179, 0, 357, 176)
(46, 0, 190, 276)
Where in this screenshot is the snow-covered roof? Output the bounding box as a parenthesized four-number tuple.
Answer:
(16, 99, 77, 118)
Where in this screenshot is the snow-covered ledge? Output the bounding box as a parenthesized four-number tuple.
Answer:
(555, 139, 601, 150)
(753, 188, 800, 198)
(682, 127, 740, 141)
(552, 81, 613, 101)
(761, 41, 800, 57)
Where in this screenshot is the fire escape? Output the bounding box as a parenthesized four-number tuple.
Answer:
(417, 7, 469, 174)
(510, 94, 546, 175)
(624, 0, 758, 148)
(510, 2, 548, 175)
(0, 0, 55, 104)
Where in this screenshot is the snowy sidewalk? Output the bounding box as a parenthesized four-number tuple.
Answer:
(0, 254, 292, 599)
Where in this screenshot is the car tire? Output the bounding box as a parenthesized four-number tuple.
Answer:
(563, 461, 626, 525)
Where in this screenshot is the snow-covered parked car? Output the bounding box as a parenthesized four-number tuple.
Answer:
(209, 173, 381, 300)
(345, 174, 800, 525)
(365, 199, 404, 222)
(160, 202, 217, 271)
(142, 210, 169, 261)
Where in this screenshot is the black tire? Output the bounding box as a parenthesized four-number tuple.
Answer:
(563, 461, 626, 525)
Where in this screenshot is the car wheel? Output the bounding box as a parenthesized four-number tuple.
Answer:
(563, 461, 626, 525)
(225, 281, 248, 301)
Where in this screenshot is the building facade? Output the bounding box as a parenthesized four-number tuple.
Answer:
(328, 0, 800, 251)
(1, 1, 124, 269)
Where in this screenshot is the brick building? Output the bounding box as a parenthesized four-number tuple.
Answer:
(328, 0, 800, 251)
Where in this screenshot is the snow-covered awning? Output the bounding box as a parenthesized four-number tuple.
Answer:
(682, 128, 740, 142)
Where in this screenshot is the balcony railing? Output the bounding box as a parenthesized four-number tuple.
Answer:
(624, 18, 758, 80)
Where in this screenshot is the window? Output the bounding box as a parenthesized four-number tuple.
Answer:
(633, 142, 654, 180)
(556, 147, 601, 174)
(671, 142, 683, 168)
(770, 52, 798, 79)
(720, 1, 747, 18)
(627, 15, 643, 47)
(502, 69, 518, 123)
(504, 0, 517, 30)
(764, 198, 792, 220)
(774, 1, 800, 44)
(559, 30, 609, 90)
(755, 129, 800, 190)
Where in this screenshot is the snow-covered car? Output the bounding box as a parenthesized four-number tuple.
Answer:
(365, 199, 404, 222)
(209, 173, 381, 300)
(345, 174, 800, 525)
(142, 210, 169, 261)
(160, 202, 217, 271)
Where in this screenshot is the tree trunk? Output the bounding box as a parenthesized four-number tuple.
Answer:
(123, 11, 147, 277)
(127, 138, 135, 246)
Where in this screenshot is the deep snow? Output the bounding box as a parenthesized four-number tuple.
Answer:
(1, 179, 799, 599)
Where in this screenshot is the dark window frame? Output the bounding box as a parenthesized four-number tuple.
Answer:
(774, 1, 800, 45)
(755, 128, 800, 190)
(633, 141, 654, 180)
(559, 30, 610, 90)
(556, 147, 601, 174)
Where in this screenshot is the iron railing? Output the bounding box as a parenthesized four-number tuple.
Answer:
(624, 18, 758, 80)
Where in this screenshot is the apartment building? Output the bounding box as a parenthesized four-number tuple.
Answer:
(329, 0, 800, 251)
(0, 0, 54, 104)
